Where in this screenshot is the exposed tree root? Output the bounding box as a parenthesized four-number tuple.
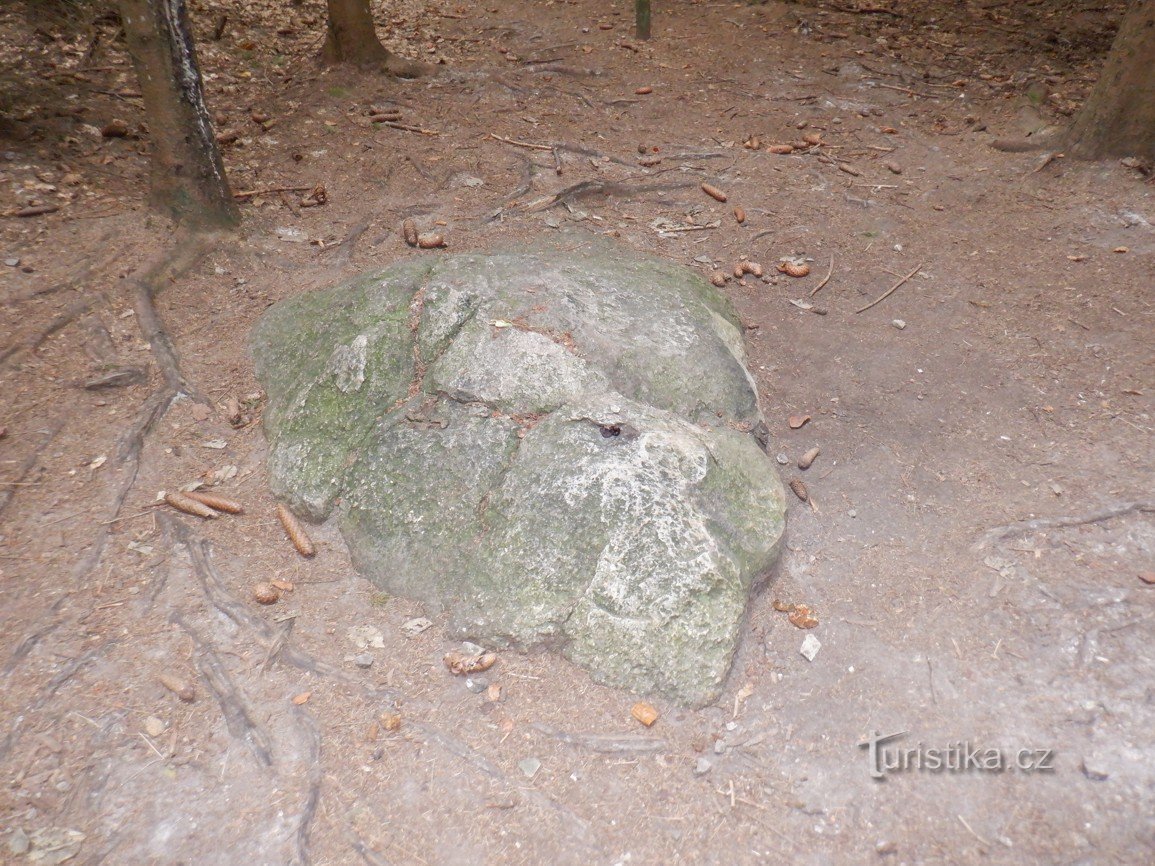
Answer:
(976, 500, 1155, 549)
(0, 416, 66, 519)
(0, 299, 92, 367)
(530, 723, 668, 754)
(291, 708, 323, 866)
(172, 611, 275, 768)
(0, 641, 113, 761)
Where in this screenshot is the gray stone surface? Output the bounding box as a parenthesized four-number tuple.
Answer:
(251, 240, 786, 706)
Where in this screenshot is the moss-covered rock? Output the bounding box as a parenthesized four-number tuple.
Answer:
(252, 240, 786, 706)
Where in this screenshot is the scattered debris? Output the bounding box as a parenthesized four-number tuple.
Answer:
(348, 625, 386, 650)
(800, 633, 822, 661)
(444, 648, 497, 674)
(401, 617, 433, 635)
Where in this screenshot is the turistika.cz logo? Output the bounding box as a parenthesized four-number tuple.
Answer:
(859, 731, 1056, 779)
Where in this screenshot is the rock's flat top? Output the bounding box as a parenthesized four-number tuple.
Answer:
(252, 242, 786, 706)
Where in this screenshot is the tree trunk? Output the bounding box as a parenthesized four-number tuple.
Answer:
(118, 0, 238, 228)
(1065, 0, 1155, 162)
(322, 0, 434, 77)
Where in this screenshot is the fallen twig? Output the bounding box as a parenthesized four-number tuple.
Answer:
(530, 723, 668, 754)
(377, 120, 441, 136)
(855, 263, 922, 313)
(809, 254, 836, 297)
(489, 132, 553, 151)
(976, 501, 1155, 550)
(233, 186, 315, 199)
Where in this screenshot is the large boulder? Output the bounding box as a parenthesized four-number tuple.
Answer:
(251, 241, 786, 706)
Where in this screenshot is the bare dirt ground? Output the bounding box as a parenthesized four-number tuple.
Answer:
(2, 0, 1153, 863)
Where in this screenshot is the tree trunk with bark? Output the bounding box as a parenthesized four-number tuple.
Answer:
(118, 0, 238, 228)
(1065, 0, 1155, 162)
(322, 0, 434, 77)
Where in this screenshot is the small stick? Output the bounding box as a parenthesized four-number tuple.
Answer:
(378, 120, 441, 136)
(233, 186, 314, 199)
(552, 145, 563, 175)
(489, 132, 553, 151)
(7, 205, 61, 218)
(855, 263, 922, 314)
(809, 254, 835, 297)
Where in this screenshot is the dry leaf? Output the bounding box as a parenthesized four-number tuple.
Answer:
(380, 712, 402, 731)
(485, 683, 503, 702)
(788, 604, 819, 629)
(787, 414, 811, 429)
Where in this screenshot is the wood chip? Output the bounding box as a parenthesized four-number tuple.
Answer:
(631, 701, 659, 727)
(700, 182, 728, 202)
(787, 414, 811, 429)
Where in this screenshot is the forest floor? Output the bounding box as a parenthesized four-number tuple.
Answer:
(1, 0, 1153, 863)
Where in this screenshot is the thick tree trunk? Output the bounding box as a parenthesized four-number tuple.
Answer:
(322, 0, 434, 77)
(1065, 0, 1155, 162)
(119, 0, 238, 228)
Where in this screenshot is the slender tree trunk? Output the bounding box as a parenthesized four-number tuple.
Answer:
(1065, 0, 1155, 162)
(119, 0, 238, 228)
(636, 0, 651, 40)
(322, 0, 434, 77)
